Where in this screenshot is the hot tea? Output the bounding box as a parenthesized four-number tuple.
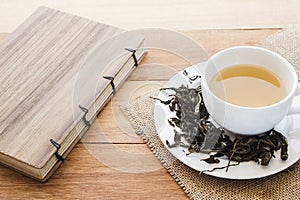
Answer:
(209, 64, 286, 107)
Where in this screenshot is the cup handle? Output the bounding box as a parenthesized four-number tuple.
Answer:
(275, 83, 300, 139)
(275, 115, 300, 154)
(274, 114, 300, 140)
(288, 83, 300, 115)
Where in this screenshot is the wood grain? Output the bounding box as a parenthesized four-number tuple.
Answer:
(0, 144, 186, 200)
(0, 1, 299, 32)
(0, 7, 144, 181)
(0, 28, 281, 199)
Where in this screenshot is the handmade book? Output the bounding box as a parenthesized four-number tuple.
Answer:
(0, 7, 146, 181)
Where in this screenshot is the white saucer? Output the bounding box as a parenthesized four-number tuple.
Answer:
(154, 62, 300, 179)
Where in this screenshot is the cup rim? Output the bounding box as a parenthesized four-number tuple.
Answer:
(203, 46, 298, 110)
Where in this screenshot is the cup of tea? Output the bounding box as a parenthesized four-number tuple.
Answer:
(201, 46, 300, 135)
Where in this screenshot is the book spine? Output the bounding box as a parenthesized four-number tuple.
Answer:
(49, 47, 141, 164)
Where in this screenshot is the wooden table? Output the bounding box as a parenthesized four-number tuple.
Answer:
(0, 28, 282, 199)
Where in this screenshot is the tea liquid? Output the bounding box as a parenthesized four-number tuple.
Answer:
(209, 64, 286, 107)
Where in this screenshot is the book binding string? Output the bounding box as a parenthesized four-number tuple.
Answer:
(50, 48, 139, 162)
(50, 139, 65, 162)
(125, 48, 138, 67)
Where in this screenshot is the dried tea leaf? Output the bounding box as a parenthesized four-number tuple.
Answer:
(153, 84, 289, 172)
(201, 123, 222, 151)
(201, 155, 220, 164)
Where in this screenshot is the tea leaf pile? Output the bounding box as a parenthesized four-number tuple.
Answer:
(153, 81, 288, 172)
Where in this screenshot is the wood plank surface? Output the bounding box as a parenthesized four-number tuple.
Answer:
(0, 1, 299, 32)
(0, 28, 283, 199)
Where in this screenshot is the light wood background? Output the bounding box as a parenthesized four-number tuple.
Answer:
(0, 0, 300, 32)
(0, 1, 299, 199)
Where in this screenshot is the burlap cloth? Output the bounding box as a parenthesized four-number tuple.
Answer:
(122, 27, 300, 200)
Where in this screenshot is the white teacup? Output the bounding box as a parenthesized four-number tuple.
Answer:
(201, 46, 300, 135)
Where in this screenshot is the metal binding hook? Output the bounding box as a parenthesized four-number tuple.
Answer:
(103, 76, 116, 95)
(125, 48, 138, 67)
(79, 105, 91, 127)
(50, 139, 64, 162)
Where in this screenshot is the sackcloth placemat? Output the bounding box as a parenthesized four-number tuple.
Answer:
(122, 27, 300, 200)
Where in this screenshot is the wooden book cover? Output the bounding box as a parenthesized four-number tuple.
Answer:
(0, 7, 145, 181)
